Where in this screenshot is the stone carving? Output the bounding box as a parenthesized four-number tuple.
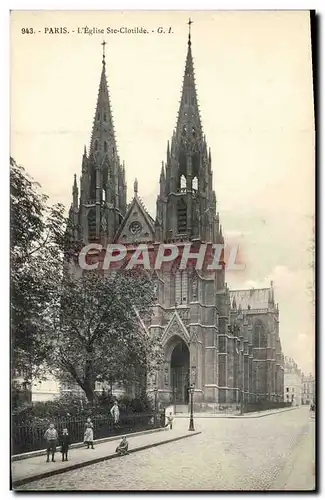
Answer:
(101, 213, 107, 232)
(177, 308, 190, 322)
(192, 273, 198, 300)
(164, 365, 169, 387)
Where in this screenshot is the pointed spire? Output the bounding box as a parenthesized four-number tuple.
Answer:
(134, 178, 138, 195)
(175, 19, 202, 139)
(269, 280, 275, 304)
(89, 42, 117, 158)
(160, 162, 165, 181)
(72, 174, 78, 208)
(84, 145, 87, 156)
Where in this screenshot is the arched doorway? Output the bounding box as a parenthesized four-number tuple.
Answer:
(171, 339, 190, 404)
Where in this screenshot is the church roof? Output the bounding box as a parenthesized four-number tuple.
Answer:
(229, 288, 270, 310)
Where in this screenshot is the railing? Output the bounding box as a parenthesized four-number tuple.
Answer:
(11, 413, 161, 455)
(242, 401, 292, 414)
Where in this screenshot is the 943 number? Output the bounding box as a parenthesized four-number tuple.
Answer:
(21, 28, 34, 34)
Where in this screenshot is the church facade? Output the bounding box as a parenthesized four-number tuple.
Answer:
(68, 29, 284, 408)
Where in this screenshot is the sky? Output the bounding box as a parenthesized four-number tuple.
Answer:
(11, 10, 315, 374)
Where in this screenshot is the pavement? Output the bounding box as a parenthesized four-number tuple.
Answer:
(175, 406, 299, 419)
(15, 406, 315, 491)
(11, 426, 201, 488)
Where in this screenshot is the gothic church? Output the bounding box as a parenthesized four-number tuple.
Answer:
(68, 28, 284, 409)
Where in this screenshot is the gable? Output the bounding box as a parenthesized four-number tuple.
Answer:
(114, 196, 155, 244)
(161, 311, 191, 346)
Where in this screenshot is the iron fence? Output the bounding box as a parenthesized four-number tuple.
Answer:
(242, 401, 292, 414)
(12, 413, 161, 455)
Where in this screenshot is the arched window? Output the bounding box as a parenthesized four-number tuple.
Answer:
(104, 113, 107, 122)
(177, 198, 187, 234)
(97, 111, 100, 121)
(104, 141, 108, 153)
(175, 270, 188, 305)
(253, 321, 267, 348)
(192, 127, 196, 137)
(102, 188, 106, 202)
(88, 208, 96, 240)
(180, 175, 186, 189)
(192, 176, 198, 190)
(94, 140, 98, 151)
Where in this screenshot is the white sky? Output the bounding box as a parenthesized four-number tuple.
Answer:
(11, 10, 315, 374)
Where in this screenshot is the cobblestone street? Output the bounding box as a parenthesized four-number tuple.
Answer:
(17, 407, 315, 491)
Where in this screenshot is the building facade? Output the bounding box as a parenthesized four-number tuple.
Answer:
(301, 373, 315, 405)
(67, 29, 284, 408)
(284, 357, 302, 406)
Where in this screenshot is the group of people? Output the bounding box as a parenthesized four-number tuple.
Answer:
(43, 403, 174, 463)
(43, 424, 70, 463)
(43, 401, 122, 463)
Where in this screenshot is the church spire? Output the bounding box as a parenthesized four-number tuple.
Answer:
(89, 41, 117, 159)
(175, 18, 202, 141)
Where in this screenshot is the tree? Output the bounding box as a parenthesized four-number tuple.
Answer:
(10, 157, 66, 382)
(46, 269, 163, 403)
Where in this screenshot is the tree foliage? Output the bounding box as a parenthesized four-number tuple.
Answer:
(10, 157, 163, 402)
(10, 157, 66, 380)
(46, 269, 163, 403)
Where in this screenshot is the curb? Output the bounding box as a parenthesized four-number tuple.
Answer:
(12, 431, 201, 488)
(226, 407, 299, 419)
(174, 407, 298, 419)
(12, 427, 166, 462)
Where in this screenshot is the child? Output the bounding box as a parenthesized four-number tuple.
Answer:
(165, 412, 174, 430)
(115, 436, 129, 456)
(44, 423, 58, 463)
(59, 428, 70, 462)
(84, 422, 94, 449)
(84, 417, 93, 430)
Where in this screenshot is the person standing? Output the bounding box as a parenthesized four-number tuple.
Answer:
(59, 428, 70, 461)
(110, 401, 120, 426)
(84, 422, 95, 449)
(44, 423, 58, 463)
(165, 412, 174, 430)
(84, 417, 93, 430)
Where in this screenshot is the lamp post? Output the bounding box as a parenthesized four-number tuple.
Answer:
(153, 388, 158, 412)
(153, 387, 158, 426)
(188, 384, 195, 431)
(173, 386, 176, 414)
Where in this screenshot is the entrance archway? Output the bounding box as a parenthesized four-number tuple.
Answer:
(170, 339, 190, 404)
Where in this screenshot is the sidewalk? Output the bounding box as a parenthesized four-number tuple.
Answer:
(174, 406, 299, 419)
(12, 427, 201, 488)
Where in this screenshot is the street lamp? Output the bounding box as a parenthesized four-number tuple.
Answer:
(153, 387, 158, 411)
(153, 387, 158, 426)
(188, 384, 195, 431)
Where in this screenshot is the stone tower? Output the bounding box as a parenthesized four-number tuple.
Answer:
(68, 29, 284, 409)
(155, 27, 218, 244)
(68, 42, 127, 245)
(148, 24, 239, 407)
